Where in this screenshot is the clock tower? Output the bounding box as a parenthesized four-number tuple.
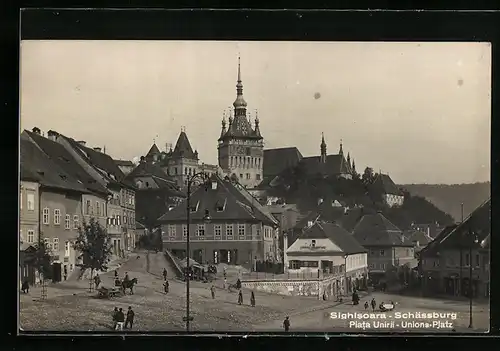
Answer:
(218, 57, 264, 188)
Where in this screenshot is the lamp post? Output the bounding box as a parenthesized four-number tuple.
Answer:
(343, 254, 348, 296)
(183, 172, 211, 332)
(468, 230, 479, 329)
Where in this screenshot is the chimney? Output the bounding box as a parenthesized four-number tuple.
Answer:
(32, 127, 41, 135)
(93, 147, 102, 152)
(47, 130, 59, 141)
(307, 220, 313, 228)
(77, 140, 86, 146)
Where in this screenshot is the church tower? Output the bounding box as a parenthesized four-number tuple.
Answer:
(218, 57, 264, 188)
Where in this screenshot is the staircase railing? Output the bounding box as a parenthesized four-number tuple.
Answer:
(164, 249, 183, 279)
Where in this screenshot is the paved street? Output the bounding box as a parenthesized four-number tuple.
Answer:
(19, 251, 489, 333)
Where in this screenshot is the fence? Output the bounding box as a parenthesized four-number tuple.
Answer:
(241, 269, 339, 281)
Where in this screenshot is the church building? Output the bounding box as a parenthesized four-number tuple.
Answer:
(218, 57, 264, 189)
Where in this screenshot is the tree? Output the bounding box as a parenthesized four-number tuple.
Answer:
(73, 217, 113, 290)
(33, 233, 53, 282)
(362, 167, 376, 185)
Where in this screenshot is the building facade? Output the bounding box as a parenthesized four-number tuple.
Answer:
(217, 58, 264, 189)
(370, 173, 404, 208)
(419, 199, 490, 298)
(285, 221, 368, 298)
(158, 175, 278, 267)
(19, 179, 40, 285)
(352, 212, 416, 284)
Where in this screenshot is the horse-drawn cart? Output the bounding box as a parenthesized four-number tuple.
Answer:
(98, 286, 123, 299)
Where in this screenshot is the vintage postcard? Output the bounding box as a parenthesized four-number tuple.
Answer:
(19, 40, 491, 333)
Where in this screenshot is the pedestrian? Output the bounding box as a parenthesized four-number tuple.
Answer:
(112, 307, 118, 329)
(94, 274, 101, 289)
(364, 301, 369, 310)
(236, 278, 241, 290)
(21, 279, 29, 294)
(163, 268, 168, 280)
(283, 316, 290, 332)
(323, 291, 327, 301)
(163, 280, 169, 294)
(238, 290, 243, 305)
(124, 272, 130, 283)
(371, 298, 376, 312)
(210, 285, 216, 299)
(125, 306, 135, 329)
(223, 278, 227, 290)
(223, 267, 227, 279)
(250, 291, 256, 307)
(115, 308, 125, 331)
(114, 269, 118, 278)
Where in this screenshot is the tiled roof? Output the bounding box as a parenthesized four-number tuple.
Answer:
(62, 136, 135, 189)
(290, 221, 367, 255)
(136, 221, 146, 230)
(352, 212, 413, 247)
(299, 154, 352, 177)
(229, 183, 279, 226)
(419, 224, 458, 257)
(432, 198, 490, 251)
(403, 230, 433, 246)
(263, 147, 303, 178)
(127, 161, 174, 182)
(371, 173, 403, 196)
(221, 115, 262, 140)
(157, 175, 276, 226)
(146, 143, 161, 158)
(135, 188, 184, 226)
(20, 138, 90, 193)
(114, 159, 134, 167)
(171, 131, 197, 159)
(22, 131, 109, 196)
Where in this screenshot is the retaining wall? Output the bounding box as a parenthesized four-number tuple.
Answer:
(241, 275, 340, 298)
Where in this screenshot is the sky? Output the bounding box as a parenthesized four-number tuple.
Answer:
(20, 41, 491, 184)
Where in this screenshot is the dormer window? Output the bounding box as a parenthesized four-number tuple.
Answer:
(216, 198, 226, 212)
(190, 201, 199, 213)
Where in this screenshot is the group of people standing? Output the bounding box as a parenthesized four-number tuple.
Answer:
(112, 306, 135, 330)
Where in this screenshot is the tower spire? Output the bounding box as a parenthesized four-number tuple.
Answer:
(339, 139, 343, 155)
(347, 152, 351, 165)
(320, 132, 327, 163)
(220, 111, 227, 138)
(233, 55, 247, 111)
(254, 109, 261, 137)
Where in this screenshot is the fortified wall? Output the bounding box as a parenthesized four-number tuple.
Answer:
(241, 275, 339, 298)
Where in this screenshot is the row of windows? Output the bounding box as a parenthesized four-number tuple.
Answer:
(108, 191, 135, 207)
(236, 173, 261, 181)
(85, 200, 106, 217)
(41, 237, 73, 256)
(168, 224, 264, 238)
(369, 263, 387, 270)
(369, 248, 414, 257)
(230, 156, 261, 169)
(42, 208, 80, 229)
(106, 213, 135, 226)
(20, 229, 36, 243)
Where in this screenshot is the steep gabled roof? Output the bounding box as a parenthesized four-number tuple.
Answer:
(299, 154, 352, 177)
(263, 147, 303, 177)
(22, 131, 109, 196)
(229, 182, 279, 226)
(171, 131, 197, 159)
(419, 224, 458, 257)
(146, 143, 161, 158)
(125, 161, 180, 193)
(371, 173, 403, 196)
(352, 212, 412, 247)
(62, 135, 134, 189)
(157, 175, 276, 225)
(290, 221, 366, 255)
(20, 138, 90, 193)
(403, 230, 433, 246)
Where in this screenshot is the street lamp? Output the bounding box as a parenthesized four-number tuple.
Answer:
(343, 254, 348, 296)
(468, 230, 479, 329)
(183, 172, 211, 332)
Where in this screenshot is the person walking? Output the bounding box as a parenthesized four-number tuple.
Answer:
(163, 268, 168, 280)
(223, 267, 227, 279)
(21, 279, 29, 294)
(94, 274, 101, 289)
(125, 306, 135, 329)
(364, 301, 369, 310)
(283, 316, 290, 332)
(250, 291, 256, 307)
(112, 307, 119, 330)
(238, 290, 243, 305)
(163, 280, 169, 294)
(114, 269, 118, 278)
(115, 308, 125, 331)
(371, 298, 377, 312)
(223, 278, 227, 290)
(210, 285, 216, 299)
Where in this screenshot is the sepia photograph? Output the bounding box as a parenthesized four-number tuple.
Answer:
(19, 40, 491, 333)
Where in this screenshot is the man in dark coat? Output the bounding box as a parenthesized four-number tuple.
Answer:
(210, 285, 216, 299)
(116, 308, 125, 331)
(123, 272, 130, 283)
(250, 291, 256, 307)
(283, 316, 290, 332)
(112, 307, 119, 329)
(163, 268, 168, 280)
(125, 306, 135, 329)
(236, 278, 241, 290)
(163, 280, 169, 294)
(238, 290, 243, 305)
(21, 279, 30, 294)
(94, 274, 101, 289)
(371, 298, 377, 312)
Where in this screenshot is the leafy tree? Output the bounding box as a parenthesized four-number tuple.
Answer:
(73, 217, 113, 289)
(362, 167, 376, 185)
(33, 233, 53, 282)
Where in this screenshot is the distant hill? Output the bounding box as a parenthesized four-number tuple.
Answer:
(399, 182, 490, 222)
